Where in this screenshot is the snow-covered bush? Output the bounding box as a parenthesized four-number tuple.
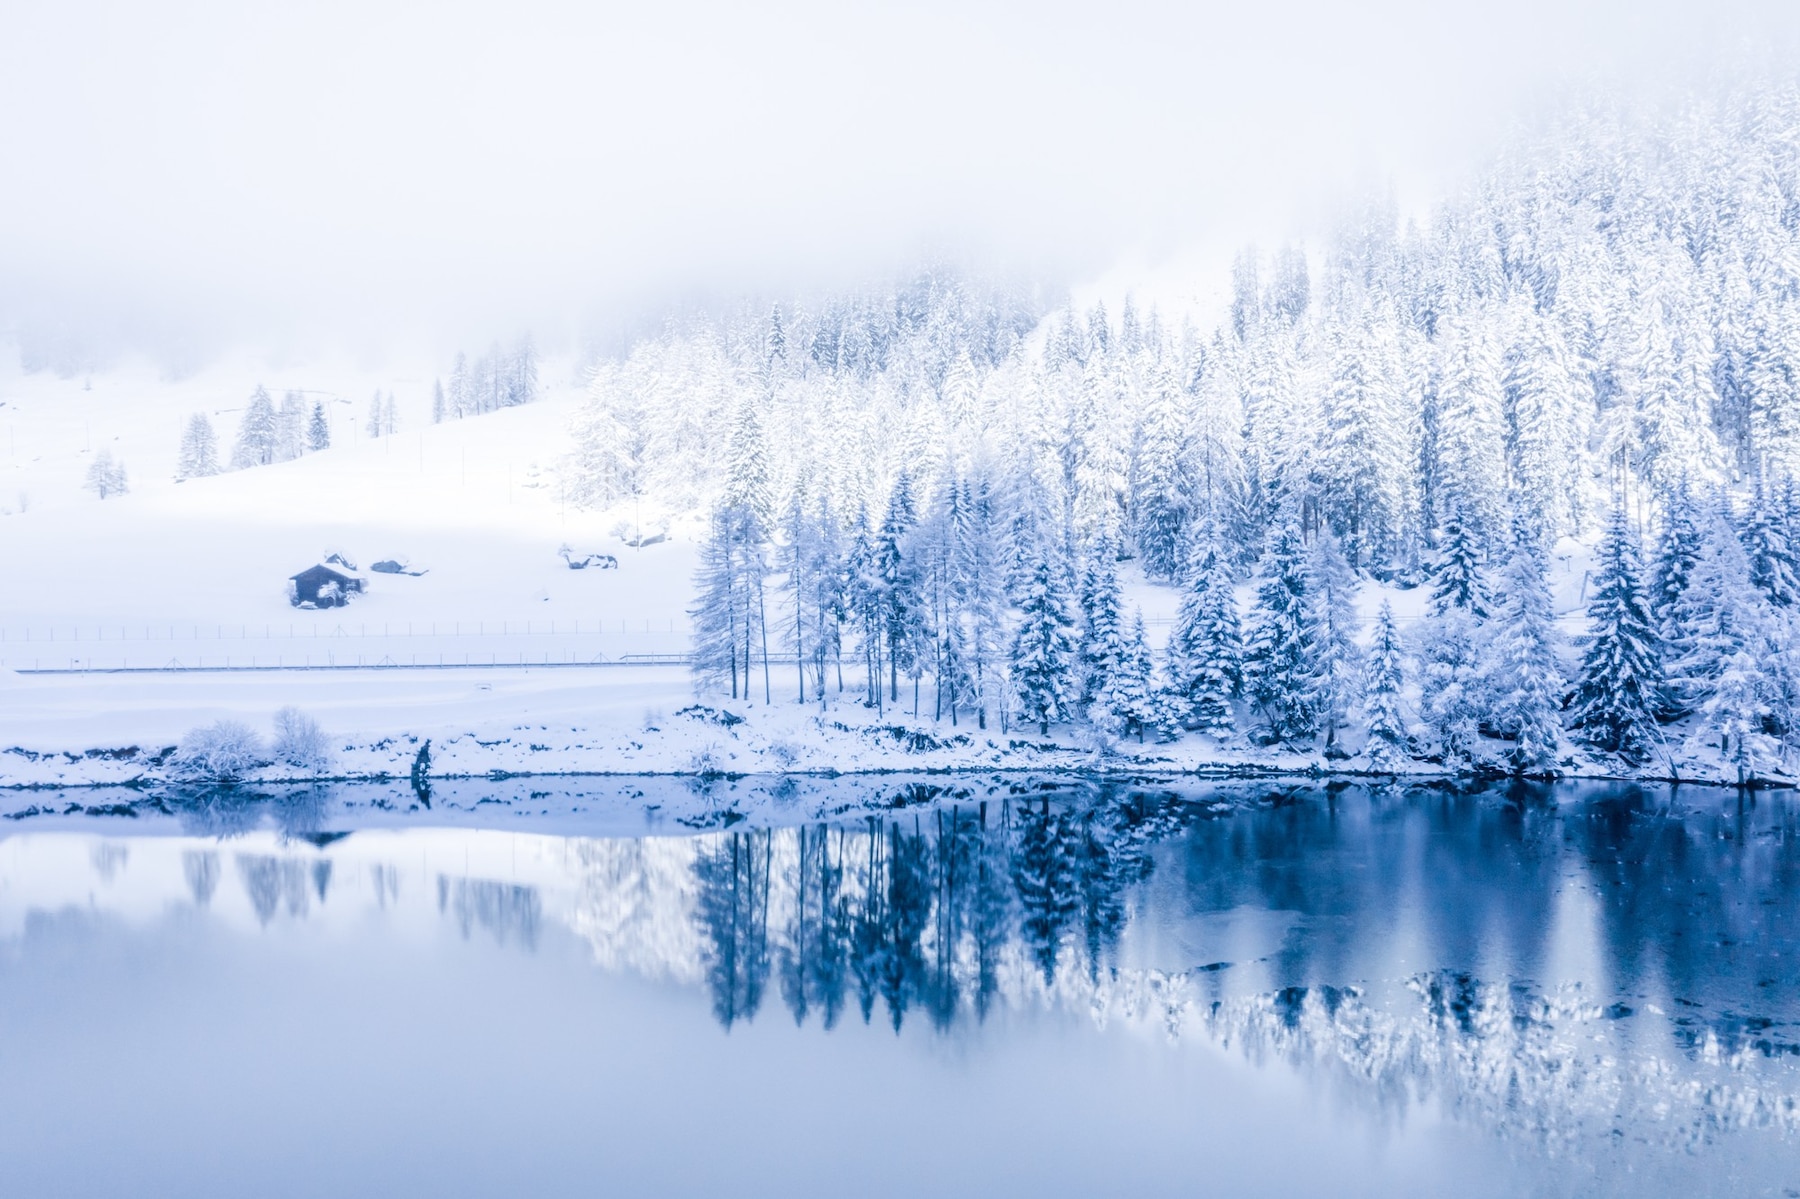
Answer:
(272, 707, 332, 772)
(172, 721, 266, 782)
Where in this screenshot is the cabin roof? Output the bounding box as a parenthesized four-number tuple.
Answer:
(290, 563, 363, 584)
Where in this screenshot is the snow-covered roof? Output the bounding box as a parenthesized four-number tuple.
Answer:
(291, 562, 363, 582)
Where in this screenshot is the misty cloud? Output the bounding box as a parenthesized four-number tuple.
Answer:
(2, 0, 1797, 358)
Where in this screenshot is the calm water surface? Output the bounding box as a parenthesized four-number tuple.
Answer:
(1, 777, 1796, 1197)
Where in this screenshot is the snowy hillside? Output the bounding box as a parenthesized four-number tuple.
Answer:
(8, 84, 1800, 790)
(0, 351, 695, 658)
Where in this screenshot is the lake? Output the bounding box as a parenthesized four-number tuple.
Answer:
(1, 776, 1796, 1197)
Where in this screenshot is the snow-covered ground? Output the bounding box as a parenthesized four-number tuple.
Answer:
(0, 351, 691, 650)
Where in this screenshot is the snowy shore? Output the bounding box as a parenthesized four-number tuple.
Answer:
(0, 661, 1768, 792)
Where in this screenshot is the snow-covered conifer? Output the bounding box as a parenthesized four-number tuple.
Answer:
(306, 403, 330, 452)
(1076, 532, 1127, 714)
(1740, 480, 1798, 607)
(690, 504, 768, 702)
(1418, 609, 1484, 763)
(1305, 530, 1361, 750)
(1131, 378, 1188, 580)
(1244, 520, 1316, 742)
(1009, 557, 1077, 735)
(1650, 479, 1704, 638)
(1695, 648, 1780, 784)
(274, 391, 305, 462)
(1164, 519, 1243, 732)
(1108, 610, 1158, 742)
(1362, 600, 1410, 767)
(177, 414, 219, 480)
(1429, 509, 1490, 618)
(1432, 317, 1508, 545)
(232, 386, 278, 468)
(1482, 529, 1567, 772)
(1667, 513, 1773, 719)
(1571, 504, 1664, 762)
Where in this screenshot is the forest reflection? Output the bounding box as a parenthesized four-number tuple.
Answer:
(690, 782, 1800, 1051)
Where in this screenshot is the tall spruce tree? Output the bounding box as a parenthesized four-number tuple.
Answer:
(1650, 479, 1704, 639)
(306, 403, 330, 452)
(873, 474, 926, 705)
(1164, 519, 1243, 732)
(1244, 520, 1317, 742)
(1430, 509, 1489, 618)
(1009, 557, 1077, 735)
(1667, 513, 1773, 719)
(1111, 611, 1158, 742)
(1362, 600, 1410, 767)
(177, 414, 219, 480)
(1076, 532, 1127, 713)
(231, 386, 278, 469)
(1304, 530, 1362, 751)
(1482, 529, 1567, 772)
(1571, 504, 1665, 762)
(1740, 479, 1799, 607)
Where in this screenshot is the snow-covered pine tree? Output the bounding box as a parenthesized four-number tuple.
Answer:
(1316, 319, 1410, 570)
(1666, 512, 1774, 721)
(1503, 307, 1589, 541)
(1418, 607, 1484, 763)
(953, 476, 1011, 729)
(1362, 599, 1409, 768)
(1244, 520, 1317, 743)
(872, 473, 927, 706)
(431, 380, 445, 424)
(1571, 503, 1665, 762)
(1697, 648, 1780, 784)
(1130, 376, 1188, 580)
(274, 391, 305, 462)
(1076, 532, 1127, 715)
(508, 337, 540, 407)
(231, 386, 278, 469)
(690, 503, 766, 702)
(723, 398, 773, 528)
(449, 354, 470, 419)
(1431, 316, 1508, 546)
(1740, 479, 1798, 607)
(366, 392, 384, 439)
(1009, 556, 1077, 735)
(1481, 528, 1567, 772)
(177, 414, 219, 480)
(383, 393, 399, 435)
(1110, 610, 1158, 742)
(1304, 530, 1361, 751)
(306, 403, 330, 452)
(778, 476, 822, 705)
(1429, 508, 1489, 618)
(1164, 518, 1243, 732)
(1630, 297, 1725, 497)
(1650, 478, 1704, 639)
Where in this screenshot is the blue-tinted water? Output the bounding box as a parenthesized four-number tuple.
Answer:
(1, 777, 1795, 1196)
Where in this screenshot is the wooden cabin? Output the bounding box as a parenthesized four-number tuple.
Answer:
(288, 563, 366, 609)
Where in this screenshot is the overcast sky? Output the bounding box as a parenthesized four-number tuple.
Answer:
(2, 0, 1798, 359)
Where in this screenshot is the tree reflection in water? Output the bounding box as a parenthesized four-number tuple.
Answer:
(686, 780, 1800, 1147)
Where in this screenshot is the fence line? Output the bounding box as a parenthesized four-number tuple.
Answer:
(0, 618, 690, 644)
(8, 654, 695, 675)
(0, 608, 1592, 646)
